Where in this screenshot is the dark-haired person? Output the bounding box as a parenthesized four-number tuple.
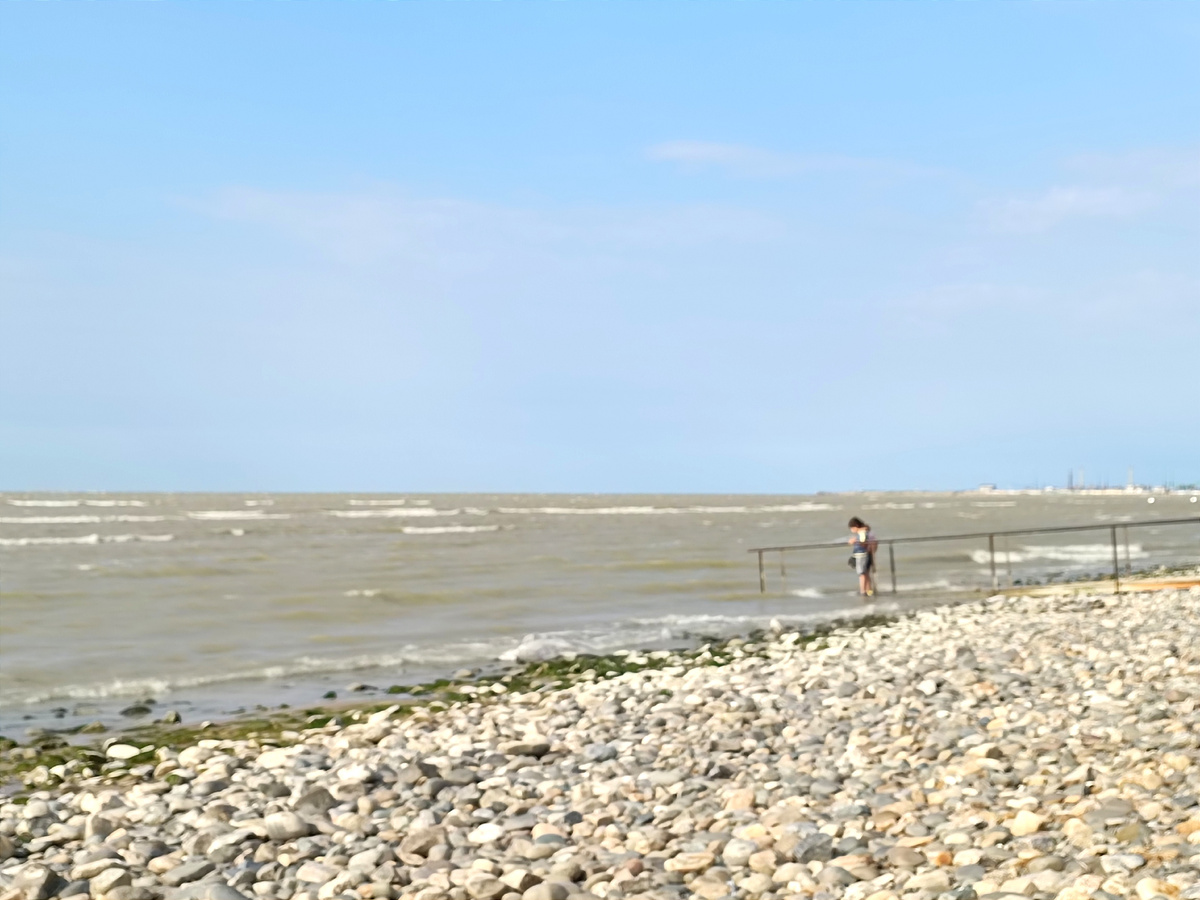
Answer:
(848, 517, 878, 597)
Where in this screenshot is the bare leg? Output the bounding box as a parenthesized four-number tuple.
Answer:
(858, 572, 870, 595)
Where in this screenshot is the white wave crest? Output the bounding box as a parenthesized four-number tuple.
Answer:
(0, 533, 174, 547)
(0, 515, 167, 524)
(896, 579, 975, 593)
(7, 499, 81, 507)
(329, 508, 456, 518)
(348, 499, 408, 506)
(972, 501, 1017, 507)
(4, 498, 147, 507)
(967, 543, 1148, 566)
(495, 502, 836, 516)
(187, 510, 290, 520)
(400, 525, 500, 535)
(3, 604, 906, 706)
(789, 587, 824, 599)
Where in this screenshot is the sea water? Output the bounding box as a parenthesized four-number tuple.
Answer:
(1, 490, 1196, 738)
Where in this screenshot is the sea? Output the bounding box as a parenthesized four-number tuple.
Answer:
(1, 490, 1197, 740)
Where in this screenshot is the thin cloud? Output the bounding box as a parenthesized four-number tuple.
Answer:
(646, 140, 942, 180)
(1065, 146, 1200, 189)
(981, 186, 1156, 234)
(183, 187, 787, 267)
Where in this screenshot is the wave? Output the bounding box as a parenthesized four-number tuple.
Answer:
(971, 501, 1017, 507)
(789, 587, 824, 599)
(348, 499, 408, 506)
(3, 598, 919, 706)
(494, 503, 837, 516)
(5, 498, 148, 507)
(7, 499, 81, 507)
(186, 510, 290, 520)
(0, 533, 174, 547)
(0, 515, 167, 524)
(895, 578, 975, 593)
(967, 543, 1148, 566)
(329, 508, 456, 518)
(400, 525, 500, 535)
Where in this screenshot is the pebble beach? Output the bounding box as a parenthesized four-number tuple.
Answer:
(2, 586, 1199, 900)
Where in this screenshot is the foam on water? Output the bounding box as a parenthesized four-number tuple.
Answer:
(0, 515, 167, 524)
(186, 510, 290, 520)
(789, 587, 824, 599)
(0, 533, 174, 547)
(494, 502, 836, 516)
(966, 543, 1148, 566)
(329, 508, 456, 518)
(896, 578, 975, 593)
(400, 525, 500, 535)
(348, 499, 408, 506)
(6, 499, 148, 507)
(1, 602, 901, 707)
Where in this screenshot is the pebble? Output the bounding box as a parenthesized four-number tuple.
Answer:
(1, 585, 1199, 900)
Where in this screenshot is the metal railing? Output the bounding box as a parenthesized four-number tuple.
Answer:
(749, 516, 1200, 594)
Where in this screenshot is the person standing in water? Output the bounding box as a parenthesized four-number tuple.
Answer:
(848, 517, 878, 597)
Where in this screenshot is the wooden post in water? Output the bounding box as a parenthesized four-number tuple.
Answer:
(1110, 526, 1121, 596)
(988, 534, 998, 590)
(757, 550, 765, 594)
(889, 541, 897, 594)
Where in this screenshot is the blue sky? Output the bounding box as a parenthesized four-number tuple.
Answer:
(2, 3, 1197, 492)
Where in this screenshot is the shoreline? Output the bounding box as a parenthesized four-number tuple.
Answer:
(1, 583, 1198, 900)
(5, 566, 1196, 759)
(0, 613, 896, 796)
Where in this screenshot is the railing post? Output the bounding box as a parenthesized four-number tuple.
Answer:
(989, 534, 997, 590)
(1123, 525, 1131, 575)
(1111, 525, 1120, 595)
(889, 541, 897, 594)
(757, 550, 765, 594)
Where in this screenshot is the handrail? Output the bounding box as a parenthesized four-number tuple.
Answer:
(748, 515, 1200, 594)
(748, 516, 1200, 554)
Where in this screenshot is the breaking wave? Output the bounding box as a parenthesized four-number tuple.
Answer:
(6, 499, 148, 507)
(0, 533, 174, 547)
(0, 515, 167, 524)
(186, 510, 290, 520)
(967, 543, 1148, 566)
(789, 587, 824, 599)
(3, 605, 895, 706)
(400, 525, 500, 535)
(329, 508, 461, 518)
(494, 503, 837, 516)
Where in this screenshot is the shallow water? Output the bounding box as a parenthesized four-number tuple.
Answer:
(1, 490, 1196, 739)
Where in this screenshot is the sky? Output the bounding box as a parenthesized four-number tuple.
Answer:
(1, 3, 1197, 493)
